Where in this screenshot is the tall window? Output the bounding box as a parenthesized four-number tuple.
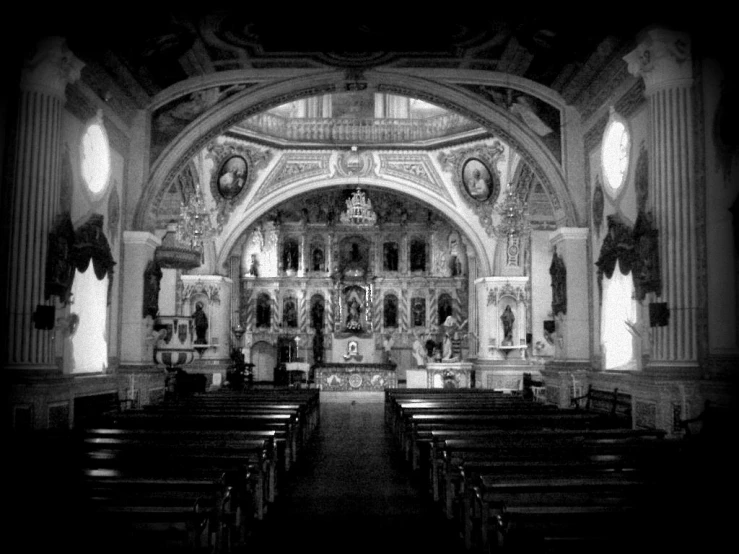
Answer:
(80, 112, 111, 199)
(69, 266, 109, 373)
(601, 260, 638, 370)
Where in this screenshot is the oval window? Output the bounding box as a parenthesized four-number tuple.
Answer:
(81, 112, 111, 198)
(601, 108, 630, 197)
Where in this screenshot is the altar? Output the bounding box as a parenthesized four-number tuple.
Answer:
(315, 363, 397, 391)
(424, 362, 474, 388)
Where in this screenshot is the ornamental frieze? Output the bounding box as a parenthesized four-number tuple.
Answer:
(255, 153, 332, 201)
(377, 153, 451, 202)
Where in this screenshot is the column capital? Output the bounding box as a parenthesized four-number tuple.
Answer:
(624, 28, 692, 93)
(20, 36, 84, 99)
(549, 227, 588, 245)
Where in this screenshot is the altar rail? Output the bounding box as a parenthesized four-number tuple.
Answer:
(315, 363, 397, 391)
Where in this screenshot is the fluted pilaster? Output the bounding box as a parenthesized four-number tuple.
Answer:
(625, 29, 698, 365)
(7, 37, 83, 368)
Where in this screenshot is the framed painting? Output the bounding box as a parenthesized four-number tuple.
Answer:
(461, 157, 495, 202)
(216, 155, 248, 199)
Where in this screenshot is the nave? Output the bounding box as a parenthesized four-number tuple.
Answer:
(246, 397, 466, 554)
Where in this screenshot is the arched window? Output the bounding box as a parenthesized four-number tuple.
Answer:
(383, 294, 398, 328)
(438, 293, 453, 326)
(256, 293, 272, 328)
(601, 260, 638, 370)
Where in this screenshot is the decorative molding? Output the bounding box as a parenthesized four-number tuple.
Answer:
(206, 141, 273, 231)
(624, 29, 692, 93)
(378, 153, 452, 202)
(20, 37, 84, 98)
(336, 149, 375, 178)
(438, 143, 505, 235)
(255, 152, 332, 201)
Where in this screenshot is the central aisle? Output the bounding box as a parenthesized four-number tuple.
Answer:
(247, 396, 466, 553)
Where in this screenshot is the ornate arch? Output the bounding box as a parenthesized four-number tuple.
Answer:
(135, 70, 575, 227)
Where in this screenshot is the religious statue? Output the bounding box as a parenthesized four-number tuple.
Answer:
(346, 297, 362, 331)
(249, 253, 259, 277)
(442, 332, 454, 360)
(193, 302, 208, 344)
(501, 305, 515, 345)
(412, 334, 427, 367)
(383, 333, 394, 364)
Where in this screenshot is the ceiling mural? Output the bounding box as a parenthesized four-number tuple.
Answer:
(462, 86, 562, 164)
(151, 84, 252, 163)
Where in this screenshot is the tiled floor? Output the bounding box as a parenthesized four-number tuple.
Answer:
(247, 398, 467, 553)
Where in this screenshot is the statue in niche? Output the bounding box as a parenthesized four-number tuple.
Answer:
(412, 333, 427, 367)
(283, 299, 298, 328)
(343, 241, 366, 278)
(256, 294, 271, 328)
(249, 254, 259, 277)
(412, 299, 426, 327)
(142, 260, 162, 319)
(500, 305, 515, 345)
(438, 294, 453, 326)
(346, 297, 362, 331)
(312, 248, 324, 272)
(311, 297, 324, 330)
(383, 295, 398, 328)
(193, 302, 208, 344)
(383, 333, 394, 364)
(550, 247, 567, 316)
(442, 331, 454, 360)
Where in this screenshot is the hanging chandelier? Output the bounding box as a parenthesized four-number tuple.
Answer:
(494, 182, 531, 238)
(177, 184, 216, 254)
(340, 187, 377, 226)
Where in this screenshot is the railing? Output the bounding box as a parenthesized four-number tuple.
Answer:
(238, 111, 481, 144)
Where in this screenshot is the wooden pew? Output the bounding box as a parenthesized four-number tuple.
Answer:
(98, 411, 299, 472)
(430, 428, 668, 513)
(77, 432, 274, 522)
(80, 472, 233, 553)
(401, 411, 615, 470)
(468, 470, 663, 553)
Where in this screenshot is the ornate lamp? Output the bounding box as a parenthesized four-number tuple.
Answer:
(494, 182, 531, 238)
(177, 182, 216, 257)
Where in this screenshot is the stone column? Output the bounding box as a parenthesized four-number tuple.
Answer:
(465, 242, 478, 357)
(6, 37, 83, 369)
(549, 228, 589, 363)
(624, 29, 698, 367)
(120, 231, 161, 367)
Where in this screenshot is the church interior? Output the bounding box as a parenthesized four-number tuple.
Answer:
(2, 11, 738, 553)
